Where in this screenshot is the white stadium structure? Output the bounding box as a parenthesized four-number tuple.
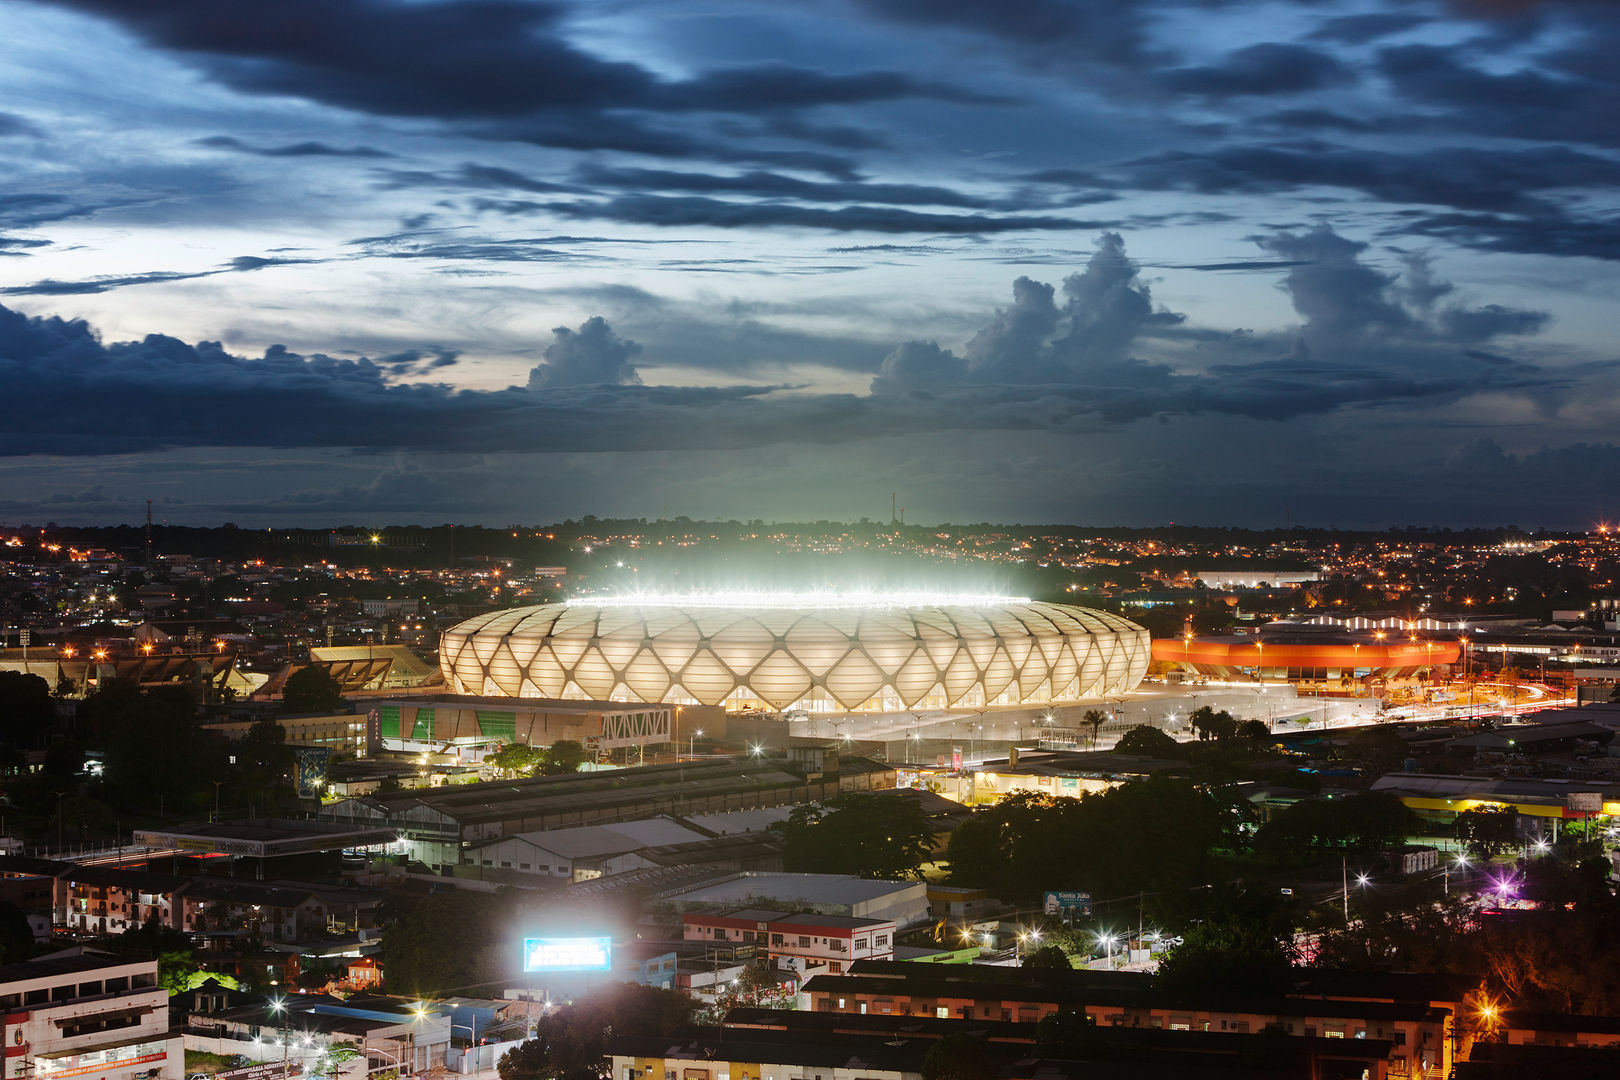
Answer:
(439, 593, 1150, 713)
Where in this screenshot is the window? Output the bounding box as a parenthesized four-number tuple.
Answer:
(771, 934, 784, 946)
(935, 1008, 948, 1019)
(520, 863, 530, 870)
(798, 936, 810, 948)
(874, 934, 889, 948)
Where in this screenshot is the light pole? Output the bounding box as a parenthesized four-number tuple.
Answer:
(269, 998, 290, 1079)
(1097, 931, 1116, 970)
(1446, 855, 1468, 896)
(674, 706, 683, 760)
(690, 728, 703, 761)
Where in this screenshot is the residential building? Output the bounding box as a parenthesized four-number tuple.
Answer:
(681, 909, 896, 977)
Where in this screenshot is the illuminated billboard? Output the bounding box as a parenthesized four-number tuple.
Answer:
(523, 936, 612, 972)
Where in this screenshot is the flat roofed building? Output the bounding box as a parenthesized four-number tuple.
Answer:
(658, 872, 929, 928)
(683, 909, 896, 976)
(0, 950, 182, 1080)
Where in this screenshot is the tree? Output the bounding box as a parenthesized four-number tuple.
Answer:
(0, 671, 53, 748)
(945, 779, 1238, 899)
(0, 903, 36, 963)
(1236, 718, 1271, 744)
(238, 717, 295, 800)
(1114, 724, 1181, 758)
(498, 984, 696, 1080)
(1154, 886, 1297, 997)
(539, 739, 586, 775)
(921, 1032, 993, 1080)
(1456, 806, 1521, 859)
(1082, 709, 1107, 748)
(87, 680, 230, 814)
(1345, 726, 1410, 773)
(281, 665, 345, 713)
(1253, 791, 1421, 861)
(1021, 944, 1072, 970)
(1190, 706, 1239, 742)
(781, 792, 934, 879)
(486, 743, 546, 778)
(382, 891, 517, 996)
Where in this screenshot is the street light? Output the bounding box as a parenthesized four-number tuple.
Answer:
(1097, 932, 1117, 969)
(1446, 855, 1468, 896)
(690, 728, 703, 760)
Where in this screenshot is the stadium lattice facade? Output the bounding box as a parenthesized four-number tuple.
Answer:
(439, 597, 1150, 713)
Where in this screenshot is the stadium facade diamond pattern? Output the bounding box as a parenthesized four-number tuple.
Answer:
(439, 596, 1150, 712)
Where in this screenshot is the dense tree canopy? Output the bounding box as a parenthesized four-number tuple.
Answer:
(82, 680, 231, 814)
(281, 665, 345, 713)
(1114, 724, 1182, 758)
(945, 779, 1241, 899)
(781, 792, 934, 879)
(0, 671, 53, 749)
(498, 984, 696, 1080)
(1252, 791, 1421, 861)
(382, 891, 520, 996)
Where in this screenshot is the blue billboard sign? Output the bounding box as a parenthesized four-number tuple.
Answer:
(523, 936, 613, 972)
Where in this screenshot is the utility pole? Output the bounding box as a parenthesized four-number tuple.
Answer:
(145, 500, 154, 569)
(1342, 857, 1349, 922)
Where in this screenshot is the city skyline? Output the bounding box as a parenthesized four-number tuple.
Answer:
(4, 1, 1620, 528)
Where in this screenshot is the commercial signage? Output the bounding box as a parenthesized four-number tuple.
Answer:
(951, 746, 962, 771)
(1567, 792, 1603, 812)
(43, 1052, 168, 1080)
(295, 747, 334, 799)
(523, 936, 612, 972)
(1043, 890, 1092, 917)
(219, 1064, 305, 1080)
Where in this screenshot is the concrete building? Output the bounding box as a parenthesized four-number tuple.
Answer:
(681, 909, 896, 977)
(463, 817, 707, 883)
(321, 755, 895, 873)
(657, 872, 929, 928)
(0, 950, 183, 1080)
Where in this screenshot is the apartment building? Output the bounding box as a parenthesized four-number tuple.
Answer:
(0, 951, 183, 1080)
(803, 962, 1463, 1079)
(681, 910, 894, 977)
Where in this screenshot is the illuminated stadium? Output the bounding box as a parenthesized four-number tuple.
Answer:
(439, 593, 1151, 713)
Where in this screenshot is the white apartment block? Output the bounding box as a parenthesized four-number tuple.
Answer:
(0, 951, 182, 1080)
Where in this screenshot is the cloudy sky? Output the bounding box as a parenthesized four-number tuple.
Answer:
(3, 0, 1618, 529)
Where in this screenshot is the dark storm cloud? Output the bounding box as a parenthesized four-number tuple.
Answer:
(851, 0, 1163, 67)
(541, 196, 1104, 234)
(1307, 12, 1429, 43)
(1403, 210, 1620, 262)
(1163, 44, 1357, 98)
(1378, 42, 1620, 148)
(573, 165, 1021, 210)
(44, 0, 987, 121)
(373, 164, 581, 196)
(1100, 142, 1620, 215)
(1253, 109, 1382, 133)
(485, 114, 866, 179)
(193, 135, 392, 158)
(0, 226, 1563, 462)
